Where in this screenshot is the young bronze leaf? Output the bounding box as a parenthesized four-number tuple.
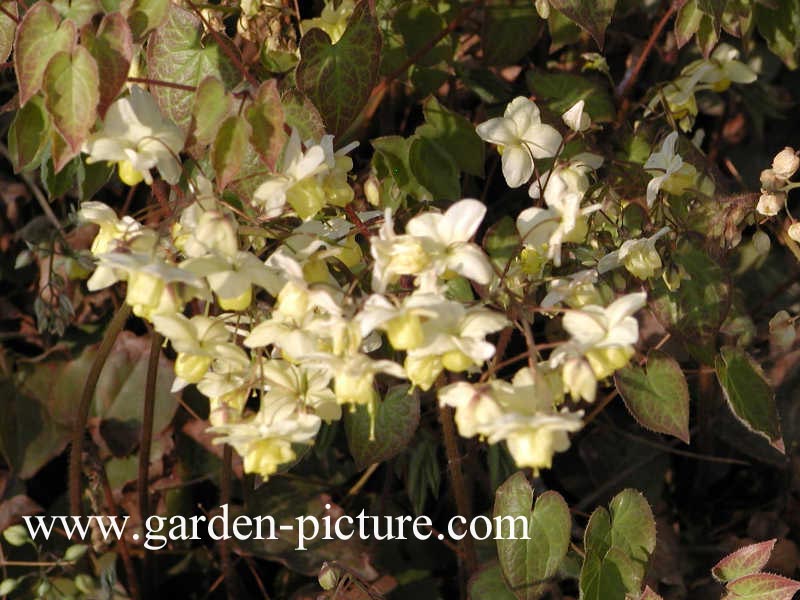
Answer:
(724, 573, 800, 600)
(246, 80, 287, 170)
(43, 46, 99, 154)
(84, 12, 133, 118)
(191, 75, 232, 147)
(712, 539, 776, 583)
(0, 0, 17, 63)
(549, 0, 616, 49)
(615, 350, 690, 443)
(295, 1, 381, 137)
(15, 2, 76, 105)
(212, 115, 252, 191)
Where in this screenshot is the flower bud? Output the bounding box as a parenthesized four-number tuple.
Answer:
(318, 563, 341, 591)
(760, 168, 785, 191)
(756, 191, 786, 216)
(788, 222, 800, 243)
(364, 176, 381, 207)
(769, 310, 796, 350)
(752, 230, 771, 255)
(772, 147, 799, 179)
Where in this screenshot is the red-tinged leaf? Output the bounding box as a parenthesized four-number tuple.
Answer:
(51, 129, 79, 173)
(724, 572, 800, 600)
(713, 540, 777, 583)
(43, 46, 99, 153)
(128, 0, 169, 40)
(212, 115, 252, 191)
(615, 351, 690, 444)
(191, 75, 232, 147)
(84, 12, 133, 118)
(0, 0, 18, 63)
(146, 3, 241, 132)
(281, 88, 325, 141)
(246, 80, 287, 170)
(638, 586, 665, 600)
(14, 1, 77, 105)
(295, 0, 381, 137)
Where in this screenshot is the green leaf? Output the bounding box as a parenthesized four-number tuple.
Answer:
(128, 0, 169, 40)
(416, 96, 485, 177)
(281, 88, 326, 142)
(615, 351, 690, 443)
(345, 385, 419, 470)
(493, 472, 571, 600)
(548, 0, 616, 49)
(83, 12, 133, 118)
(371, 135, 429, 201)
(191, 76, 232, 147)
(14, 1, 76, 106)
(409, 135, 460, 200)
(43, 46, 99, 155)
(393, 2, 453, 69)
(8, 95, 51, 172)
(0, 0, 17, 63)
(482, 0, 543, 66)
(52, 0, 101, 27)
(712, 539, 775, 583)
(580, 489, 656, 599)
(406, 431, 440, 514)
(468, 563, 517, 600)
(755, 0, 800, 70)
(146, 3, 241, 131)
(526, 70, 614, 123)
(675, 0, 703, 48)
(484, 216, 520, 269)
(295, 1, 381, 136)
(212, 115, 252, 191)
(246, 80, 287, 170)
(41, 155, 79, 198)
(715, 346, 784, 452)
(725, 573, 800, 600)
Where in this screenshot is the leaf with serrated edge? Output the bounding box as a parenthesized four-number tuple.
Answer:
(713, 539, 776, 583)
(615, 351, 690, 443)
(345, 385, 419, 470)
(146, 3, 241, 132)
(281, 88, 325, 142)
(15, 2, 76, 105)
(549, 0, 616, 49)
(84, 12, 133, 118)
(212, 115, 252, 191)
(494, 472, 571, 600)
(43, 47, 99, 154)
(715, 346, 784, 453)
(295, 1, 381, 137)
(724, 572, 800, 600)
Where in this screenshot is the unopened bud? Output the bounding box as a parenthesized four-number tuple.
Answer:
(318, 562, 341, 590)
(760, 169, 784, 191)
(788, 222, 800, 243)
(772, 147, 799, 179)
(364, 176, 381, 207)
(756, 191, 786, 216)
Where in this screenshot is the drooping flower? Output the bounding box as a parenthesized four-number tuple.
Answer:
(644, 132, 697, 207)
(476, 97, 563, 188)
(597, 227, 671, 280)
(562, 100, 591, 132)
(83, 86, 184, 186)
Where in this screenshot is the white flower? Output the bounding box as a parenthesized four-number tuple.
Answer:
(476, 97, 563, 188)
(541, 269, 601, 308)
(684, 43, 757, 92)
(83, 86, 184, 185)
(562, 100, 590, 132)
(597, 227, 670, 280)
(562, 292, 646, 350)
(644, 132, 696, 207)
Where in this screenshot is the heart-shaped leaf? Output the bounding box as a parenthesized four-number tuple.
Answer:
(345, 385, 419, 470)
(246, 80, 287, 170)
(43, 46, 99, 155)
(83, 12, 133, 118)
(295, 0, 381, 137)
(549, 0, 616, 49)
(8, 95, 51, 172)
(212, 115, 252, 191)
(146, 3, 241, 132)
(493, 471, 571, 600)
(128, 0, 169, 39)
(715, 346, 784, 453)
(14, 1, 76, 105)
(191, 76, 232, 148)
(615, 350, 690, 443)
(0, 0, 18, 64)
(713, 539, 776, 583)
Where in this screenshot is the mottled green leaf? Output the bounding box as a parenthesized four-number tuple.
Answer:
(615, 351, 690, 443)
(14, 1, 76, 105)
(345, 385, 419, 470)
(83, 12, 133, 118)
(43, 46, 99, 154)
(296, 1, 381, 136)
(715, 346, 784, 452)
(212, 115, 251, 191)
(494, 472, 571, 600)
(712, 539, 775, 583)
(146, 3, 241, 131)
(549, 0, 616, 48)
(281, 88, 326, 142)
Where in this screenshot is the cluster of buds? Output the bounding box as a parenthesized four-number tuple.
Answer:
(757, 146, 799, 218)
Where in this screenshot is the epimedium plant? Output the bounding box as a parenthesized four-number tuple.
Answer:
(2, 0, 800, 598)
